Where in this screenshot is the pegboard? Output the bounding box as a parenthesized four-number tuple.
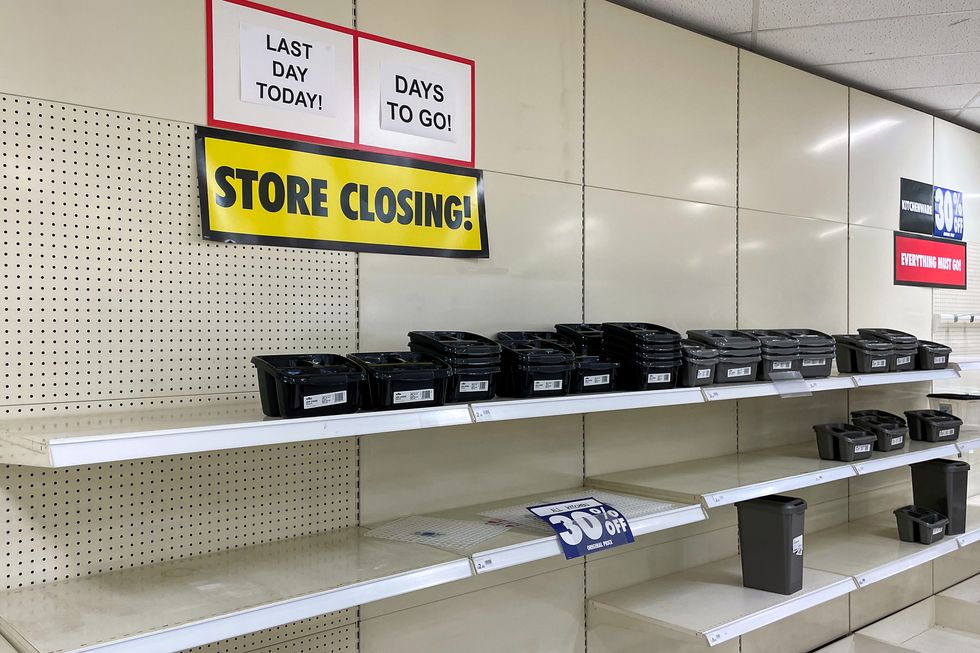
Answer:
(0, 93, 357, 415)
(934, 241, 980, 355)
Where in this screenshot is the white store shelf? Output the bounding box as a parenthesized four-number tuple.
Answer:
(588, 556, 856, 647)
(956, 496, 980, 547)
(953, 356, 980, 372)
(469, 387, 705, 422)
(851, 439, 962, 475)
(701, 375, 855, 401)
(0, 527, 473, 653)
(850, 368, 959, 387)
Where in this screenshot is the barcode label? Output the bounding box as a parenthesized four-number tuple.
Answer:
(647, 373, 671, 383)
(792, 535, 803, 556)
(803, 358, 827, 367)
(871, 358, 887, 368)
(935, 356, 946, 364)
(772, 361, 792, 370)
(459, 380, 489, 393)
(303, 390, 347, 409)
(393, 388, 435, 404)
(933, 527, 945, 536)
(939, 428, 956, 438)
(583, 374, 610, 387)
(896, 355, 911, 365)
(891, 436, 904, 446)
(727, 366, 752, 378)
(697, 368, 712, 379)
(854, 444, 872, 453)
(533, 379, 562, 391)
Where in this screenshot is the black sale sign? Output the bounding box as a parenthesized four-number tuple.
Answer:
(900, 178, 938, 235)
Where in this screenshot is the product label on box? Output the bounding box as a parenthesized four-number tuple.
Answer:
(792, 534, 804, 556)
(583, 374, 611, 387)
(933, 527, 945, 536)
(393, 388, 435, 404)
(939, 428, 956, 438)
(458, 380, 489, 393)
(871, 358, 888, 368)
(647, 373, 671, 384)
(533, 379, 562, 392)
(697, 368, 712, 379)
(728, 366, 752, 378)
(896, 355, 912, 365)
(803, 358, 826, 367)
(854, 444, 872, 453)
(891, 436, 905, 447)
(527, 497, 634, 560)
(772, 361, 793, 370)
(303, 390, 347, 409)
(935, 356, 946, 364)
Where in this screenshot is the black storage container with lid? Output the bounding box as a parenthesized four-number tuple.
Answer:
(904, 409, 963, 442)
(911, 459, 971, 535)
(252, 354, 367, 418)
(348, 352, 451, 410)
(736, 495, 807, 595)
(554, 323, 604, 355)
(849, 409, 908, 452)
(917, 340, 952, 370)
(679, 339, 719, 387)
(495, 338, 576, 398)
(834, 334, 894, 373)
(407, 331, 501, 402)
(894, 506, 949, 544)
(813, 423, 877, 461)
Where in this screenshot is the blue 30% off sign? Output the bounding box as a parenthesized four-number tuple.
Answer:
(527, 497, 634, 559)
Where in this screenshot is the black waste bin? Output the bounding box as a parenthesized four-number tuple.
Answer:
(911, 459, 971, 535)
(735, 495, 807, 595)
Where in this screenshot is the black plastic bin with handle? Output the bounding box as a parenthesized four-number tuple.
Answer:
(735, 495, 807, 595)
(911, 459, 971, 535)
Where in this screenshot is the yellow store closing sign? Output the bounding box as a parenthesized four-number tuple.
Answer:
(195, 127, 488, 257)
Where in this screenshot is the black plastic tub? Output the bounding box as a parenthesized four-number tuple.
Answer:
(904, 410, 963, 442)
(813, 423, 877, 461)
(603, 340, 680, 362)
(736, 495, 807, 595)
(555, 323, 604, 355)
(496, 330, 567, 346)
(715, 354, 761, 383)
(687, 329, 762, 351)
(758, 352, 803, 381)
(917, 341, 952, 370)
(407, 331, 501, 357)
(497, 362, 573, 398)
(348, 352, 450, 411)
(741, 330, 801, 352)
(857, 328, 918, 345)
(408, 343, 501, 367)
(601, 322, 681, 346)
(891, 344, 918, 372)
(496, 338, 577, 366)
(894, 506, 949, 544)
(850, 409, 908, 425)
(911, 459, 971, 535)
(445, 366, 500, 402)
(850, 414, 908, 452)
(252, 354, 367, 418)
(570, 356, 619, 394)
(603, 335, 680, 355)
(772, 329, 835, 349)
(680, 339, 719, 387)
(799, 348, 835, 378)
(834, 335, 893, 373)
(616, 357, 682, 391)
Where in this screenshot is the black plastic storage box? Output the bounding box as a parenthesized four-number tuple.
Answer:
(917, 341, 952, 370)
(601, 322, 682, 391)
(911, 459, 971, 535)
(570, 356, 619, 393)
(857, 328, 918, 372)
(736, 495, 807, 595)
(613, 352, 682, 391)
(813, 423, 877, 461)
(894, 506, 949, 544)
(834, 335, 893, 373)
(849, 410, 908, 452)
(741, 330, 803, 381)
(679, 339, 719, 387)
(407, 331, 501, 357)
(555, 323, 604, 355)
(252, 354, 367, 418)
(602, 322, 681, 346)
(348, 352, 451, 410)
(496, 338, 575, 398)
(772, 329, 836, 378)
(904, 409, 963, 442)
(687, 330, 762, 384)
(407, 331, 502, 403)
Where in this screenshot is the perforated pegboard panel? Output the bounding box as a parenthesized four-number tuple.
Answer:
(934, 241, 980, 354)
(0, 93, 357, 415)
(182, 615, 356, 653)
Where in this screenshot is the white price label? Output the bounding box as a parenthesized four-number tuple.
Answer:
(933, 527, 945, 536)
(792, 534, 803, 556)
(647, 373, 671, 384)
(935, 356, 946, 364)
(458, 380, 489, 393)
(727, 366, 752, 378)
(854, 444, 872, 453)
(583, 374, 611, 387)
(697, 368, 712, 379)
(533, 379, 563, 392)
(891, 436, 904, 446)
(939, 428, 956, 438)
(871, 358, 887, 368)
(303, 390, 347, 409)
(896, 355, 911, 365)
(772, 361, 792, 370)
(392, 388, 435, 404)
(802, 358, 826, 367)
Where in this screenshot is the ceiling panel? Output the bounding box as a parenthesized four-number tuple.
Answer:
(889, 84, 980, 111)
(758, 1, 980, 30)
(816, 52, 980, 92)
(611, 0, 752, 34)
(956, 107, 980, 129)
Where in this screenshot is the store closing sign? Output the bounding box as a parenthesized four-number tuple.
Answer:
(195, 127, 488, 258)
(528, 498, 634, 560)
(894, 232, 966, 290)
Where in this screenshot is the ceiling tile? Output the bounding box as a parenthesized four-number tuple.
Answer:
(816, 52, 980, 90)
(755, 12, 980, 66)
(758, 1, 980, 30)
(611, 0, 753, 34)
(955, 107, 980, 128)
(888, 84, 980, 110)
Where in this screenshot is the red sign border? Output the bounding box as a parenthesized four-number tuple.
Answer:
(893, 231, 967, 290)
(206, 0, 476, 168)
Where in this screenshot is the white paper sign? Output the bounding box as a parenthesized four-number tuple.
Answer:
(240, 23, 336, 117)
(379, 61, 457, 142)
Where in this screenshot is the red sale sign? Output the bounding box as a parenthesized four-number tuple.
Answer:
(894, 232, 967, 289)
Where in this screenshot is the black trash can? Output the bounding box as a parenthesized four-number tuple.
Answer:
(911, 459, 971, 535)
(735, 495, 807, 595)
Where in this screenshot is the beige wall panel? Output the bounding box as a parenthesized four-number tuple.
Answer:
(737, 392, 848, 452)
(849, 225, 933, 338)
(849, 483, 912, 522)
(848, 382, 932, 415)
(738, 52, 848, 222)
(585, 1, 737, 204)
(359, 173, 583, 351)
(934, 542, 980, 592)
(0, 0, 352, 124)
(738, 211, 848, 334)
(360, 566, 585, 653)
(358, 0, 583, 182)
(360, 415, 583, 524)
(849, 91, 934, 230)
(849, 466, 910, 495)
(935, 119, 980, 243)
(850, 564, 933, 629)
(589, 625, 739, 653)
(584, 188, 737, 331)
(584, 402, 737, 476)
(806, 497, 850, 533)
(741, 596, 849, 653)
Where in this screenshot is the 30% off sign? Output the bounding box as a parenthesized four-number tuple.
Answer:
(527, 497, 634, 559)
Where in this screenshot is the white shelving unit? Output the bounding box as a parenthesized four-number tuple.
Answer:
(0, 369, 959, 468)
